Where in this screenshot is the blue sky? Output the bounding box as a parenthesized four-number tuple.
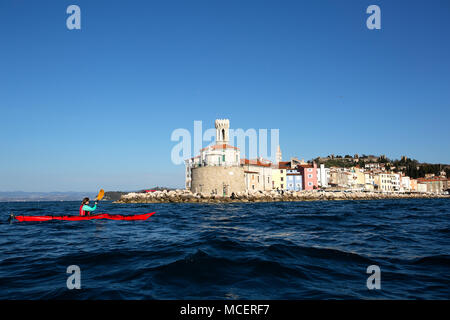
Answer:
(0, 0, 449, 192)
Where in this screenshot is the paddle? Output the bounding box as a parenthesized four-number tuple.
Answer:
(87, 189, 104, 217)
(95, 189, 105, 201)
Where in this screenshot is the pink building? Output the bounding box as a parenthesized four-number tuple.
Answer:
(297, 163, 318, 190)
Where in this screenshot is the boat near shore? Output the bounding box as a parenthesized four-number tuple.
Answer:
(115, 189, 450, 204)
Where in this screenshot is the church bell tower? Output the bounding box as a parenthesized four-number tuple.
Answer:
(276, 145, 282, 164)
(215, 119, 230, 145)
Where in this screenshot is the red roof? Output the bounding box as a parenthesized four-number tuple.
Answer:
(241, 158, 272, 167)
(278, 161, 291, 169)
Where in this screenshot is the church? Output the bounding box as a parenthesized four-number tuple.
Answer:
(185, 119, 246, 196)
(185, 119, 286, 196)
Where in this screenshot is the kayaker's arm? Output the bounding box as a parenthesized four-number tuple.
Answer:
(82, 204, 97, 212)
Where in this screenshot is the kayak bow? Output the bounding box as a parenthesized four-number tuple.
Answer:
(12, 212, 156, 222)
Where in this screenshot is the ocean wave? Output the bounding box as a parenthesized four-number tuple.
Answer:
(1, 200, 449, 299)
(412, 255, 450, 266)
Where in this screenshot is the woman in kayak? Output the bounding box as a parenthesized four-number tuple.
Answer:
(79, 197, 98, 216)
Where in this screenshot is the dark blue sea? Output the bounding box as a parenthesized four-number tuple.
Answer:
(0, 199, 449, 299)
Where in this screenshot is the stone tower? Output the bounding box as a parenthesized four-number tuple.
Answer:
(215, 119, 229, 145)
(276, 145, 282, 164)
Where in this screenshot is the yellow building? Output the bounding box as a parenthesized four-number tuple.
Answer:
(271, 165, 287, 190)
(352, 167, 365, 188)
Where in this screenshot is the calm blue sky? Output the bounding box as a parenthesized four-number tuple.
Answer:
(1, 0, 449, 192)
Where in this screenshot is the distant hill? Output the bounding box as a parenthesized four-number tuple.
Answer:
(103, 191, 128, 201)
(314, 154, 450, 178)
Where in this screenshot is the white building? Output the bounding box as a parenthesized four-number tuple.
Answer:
(377, 173, 401, 192)
(401, 175, 411, 192)
(365, 163, 381, 170)
(364, 172, 376, 191)
(417, 183, 428, 193)
(316, 164, 330, 188)
(185, 119, 241, 189)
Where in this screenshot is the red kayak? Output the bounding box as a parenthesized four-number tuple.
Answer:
(12, 212, 156, 222)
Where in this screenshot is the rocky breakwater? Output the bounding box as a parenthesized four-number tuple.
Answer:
(115, 189, 450, 203)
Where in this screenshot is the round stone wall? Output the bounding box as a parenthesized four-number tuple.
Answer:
(191, 166, 245, 196)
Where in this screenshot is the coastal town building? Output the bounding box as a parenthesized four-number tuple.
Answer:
(329, 168, 352, 188)
(184, 156, 198, 189)
(401, 175, 411, 192)
(271, 166, 287, 190)
(272, 151, 287, 190)
(352, 167, 366, 189)
(347, 171, 358, 189)
(286, 168, 303, 191)
(241, 158, 273, 191)
(297, 163, 318, 190)
(364, 172, 376, 191)
(365, 163, 382, 170)
(410, 178, 418, 191)
(376, 173, 401, 192)
(417, 182, 428, 193)
(417, 176, 448, 193)
(317, 164, 329, 188)
(186, 119, 245, 195)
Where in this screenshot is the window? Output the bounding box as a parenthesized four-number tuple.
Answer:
(308, 182, 313, 186)
(281, 177, 284, 181)
(308, 174, 313, 178)
(222, 155, 225, 162)
(280, 170, 283, 173)
(281, 184, 284, 188)
(308, 168, 312, 172)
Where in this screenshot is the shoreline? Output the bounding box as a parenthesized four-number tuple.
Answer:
(115, 189, 450, 204)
